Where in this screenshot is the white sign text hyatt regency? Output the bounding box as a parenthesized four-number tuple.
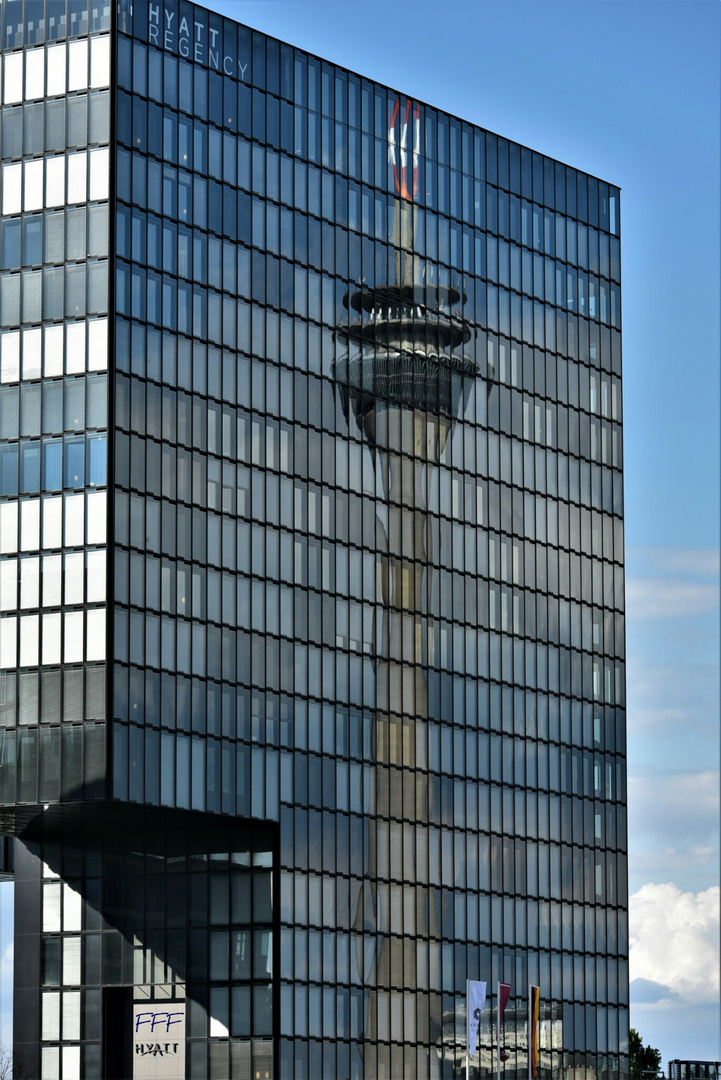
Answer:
(148, 5, 249, 79)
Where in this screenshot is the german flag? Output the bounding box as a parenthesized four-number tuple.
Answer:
(529, 985, 540, 1079)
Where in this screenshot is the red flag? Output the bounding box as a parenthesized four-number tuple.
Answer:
(497, 982, 512, 1065)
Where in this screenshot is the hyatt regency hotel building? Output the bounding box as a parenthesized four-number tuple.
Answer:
(0, 1, 628, 1077)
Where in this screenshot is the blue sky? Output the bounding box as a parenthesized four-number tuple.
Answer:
(2, 0, 719, 1065)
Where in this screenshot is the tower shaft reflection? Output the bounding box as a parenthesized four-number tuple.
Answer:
(335, 96, 481, 1069)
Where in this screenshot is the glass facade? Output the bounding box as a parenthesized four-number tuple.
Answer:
(0, 1, 628, 1078)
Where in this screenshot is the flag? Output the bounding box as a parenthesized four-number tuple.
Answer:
(497, 982, 512, 1058)
(467, 980, 487, 1058)
(529, 985, 540, 1079)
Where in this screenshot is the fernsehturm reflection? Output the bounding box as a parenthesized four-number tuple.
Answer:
(335, 96, 479, 1074)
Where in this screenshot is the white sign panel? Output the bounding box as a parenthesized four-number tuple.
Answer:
(133, 1003, 185, 1080)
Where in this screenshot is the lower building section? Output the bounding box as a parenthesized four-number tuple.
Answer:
(8, 793, 630, 1080)
(12, 805, 275, 1080)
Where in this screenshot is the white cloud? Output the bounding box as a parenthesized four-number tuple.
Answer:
(626, 576, 719, 619)
(629, 882, 720, 1004)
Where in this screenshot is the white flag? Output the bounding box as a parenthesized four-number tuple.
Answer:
(467, 980, 487, 1058)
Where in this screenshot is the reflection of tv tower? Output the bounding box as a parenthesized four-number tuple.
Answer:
(335, 96, 479, 1066)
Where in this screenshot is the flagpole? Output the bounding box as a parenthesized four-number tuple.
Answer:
(496, 982, 500, 1080)
(528, 983, 531, 1080)
(466, 979, 470, 1080)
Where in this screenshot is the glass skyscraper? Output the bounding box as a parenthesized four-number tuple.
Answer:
(0, 2, 628, 1077)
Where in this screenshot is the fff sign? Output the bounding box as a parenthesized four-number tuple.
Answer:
(133, 1004, 186, 1080)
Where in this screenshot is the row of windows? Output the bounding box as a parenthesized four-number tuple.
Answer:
(0, 374, 107, 434)
(1, 90, 109, 159)
(0, 719, 106, 803)
(113, 536, 625, 643)
(0, 663, 105, 726)
(42, 872, 266, 935)
(115, 226, 618, 343)
(282, 764, 626, 839)
(1, 205, 108, 267)
(0, 319, 109, 378)
(111, 665, 626, 780)
(112, 668, 624, 755)
(0, 431, 106, 493)
(112, 327, 622, 424)
(282, 1038, 626, 1080)
(117, 437, 622, 551)
(112, 564, 625, 676)
(285, 826, 628, 913)
(114, 524, 626, 648)
(119, 31, 621, 240)
(115, 412, 622, 504)
(41, 933, 271, 988)
(1, 3, 110, 48)
(0, 490, 106, 553)
(112, 552, 628, 683)
(116, 209, 619, 335)
(280, 878, 628, 958)
(0, 261, 108, 326)
(115, 156, 623, 327)
(112, 643, 626, 764)
(111, 725, 280, 822)
(1, 146, 109, 212)
(117, 100, 622, 270)
(0, 548, 105, 609)
(114, 481, 624, 589)
(0, 605, 105, 665)
(4, 43, 109, 106)
(112, 349, 621, 451)
(277, 939, 625, 1008)
(276, 990, 623, 1053)
(112, 600, 626, 711)
(113, 267, 620, 364)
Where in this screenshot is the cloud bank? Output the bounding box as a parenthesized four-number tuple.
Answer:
(630, 882, 720, 1004)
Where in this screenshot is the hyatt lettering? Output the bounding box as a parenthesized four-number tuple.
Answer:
(148, 5, 248, 79)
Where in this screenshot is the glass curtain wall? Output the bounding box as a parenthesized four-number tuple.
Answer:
(0, 1, 627, 1077)
(113, 4, 627, 1077)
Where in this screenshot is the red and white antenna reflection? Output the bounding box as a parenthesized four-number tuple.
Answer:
(388, 96, 420, 201)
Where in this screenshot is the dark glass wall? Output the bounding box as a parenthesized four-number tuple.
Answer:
(1, 1, 628, 1077)
(112, 5, 627, 1077)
